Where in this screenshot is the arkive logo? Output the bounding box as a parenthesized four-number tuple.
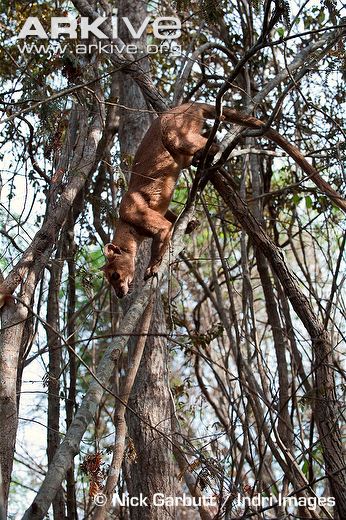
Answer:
(18, 16, 182, 40)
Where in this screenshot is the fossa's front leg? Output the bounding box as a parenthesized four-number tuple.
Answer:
(144, 226, 172, 280)
(143, 210, 200, 280)
(120, 193, 173, 279)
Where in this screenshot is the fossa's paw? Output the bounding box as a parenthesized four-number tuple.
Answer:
(185, 219, 200, 234)
(144, 262, 161, 280)
(191, 150, 203, 166)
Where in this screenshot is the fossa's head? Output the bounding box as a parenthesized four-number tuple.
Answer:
(103, 244, 135, 298)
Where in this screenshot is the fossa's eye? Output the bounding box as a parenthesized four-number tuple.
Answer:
(111, 272, 120, 281)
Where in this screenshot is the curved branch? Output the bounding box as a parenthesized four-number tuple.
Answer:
(71, 0, 167, 112)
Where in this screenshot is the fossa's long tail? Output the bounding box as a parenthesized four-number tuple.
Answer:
(196, 103, 346, 213)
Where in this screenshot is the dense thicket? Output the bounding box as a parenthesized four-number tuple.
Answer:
(0, 1, 345, 519)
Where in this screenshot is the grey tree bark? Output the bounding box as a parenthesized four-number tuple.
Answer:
(46, 253, 65, 519)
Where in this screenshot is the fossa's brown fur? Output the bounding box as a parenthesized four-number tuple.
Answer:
(103, 102, 344, 298)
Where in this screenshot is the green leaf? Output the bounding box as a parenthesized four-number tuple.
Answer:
(305, 195, 313, 209)
(317, 10, 325, 24)
(301, 458, 309, 476)
(293, 194, 301, 206)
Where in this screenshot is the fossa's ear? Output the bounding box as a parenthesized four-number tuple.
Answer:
(104, 243, 122, 259)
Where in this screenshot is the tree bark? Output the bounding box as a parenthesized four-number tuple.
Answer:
(46, 254, 65, 519)
(65, 230, 78, 520)
(0, 299, 26, 513)
(123, 295, 174, 520)
(92, 299, 154, 520)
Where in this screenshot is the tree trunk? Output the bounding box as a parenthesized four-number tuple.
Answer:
(46, 254, 65, 519)
(125, 299, 175, 520)
(117, 1, 175, 518)
(0, 300, 27, 512)
(65, 230, 78, 520)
